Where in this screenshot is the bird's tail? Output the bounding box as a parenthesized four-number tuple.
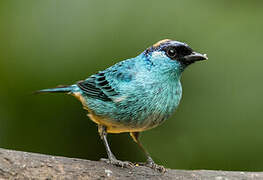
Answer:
(35, 85, 76, 94)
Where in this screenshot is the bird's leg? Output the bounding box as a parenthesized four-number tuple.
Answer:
(130, 132, 166, 173)
(98, 125, 116, 160)
(98, 125, 132, 168)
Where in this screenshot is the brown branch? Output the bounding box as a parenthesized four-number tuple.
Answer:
(0, 148, 262, 179)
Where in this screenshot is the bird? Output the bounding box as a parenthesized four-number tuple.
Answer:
(37, 39, 208, 172)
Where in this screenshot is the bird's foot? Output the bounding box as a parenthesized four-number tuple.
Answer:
(145, 161, 166, 173)
(100, 158, 133, 168)
(136, 158, 166, 173)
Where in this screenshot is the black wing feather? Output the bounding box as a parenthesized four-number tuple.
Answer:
(77, 73, 118, 101)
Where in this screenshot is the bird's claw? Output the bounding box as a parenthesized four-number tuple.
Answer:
(145, 161, 166, 173)
(100, 158, 134, 168)
(136, 160, 166, 173)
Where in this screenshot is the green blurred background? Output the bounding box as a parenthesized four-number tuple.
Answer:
(0, 0, 262, 171)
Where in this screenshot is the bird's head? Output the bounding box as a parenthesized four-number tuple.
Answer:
(143, 39, 208, 73)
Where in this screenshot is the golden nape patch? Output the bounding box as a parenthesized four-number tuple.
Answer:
(153, 39, 171, 48)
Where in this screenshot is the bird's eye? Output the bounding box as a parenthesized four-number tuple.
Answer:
(166, 47, 177, 59)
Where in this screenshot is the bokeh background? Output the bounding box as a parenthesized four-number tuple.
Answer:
(0, 0, 262, 171)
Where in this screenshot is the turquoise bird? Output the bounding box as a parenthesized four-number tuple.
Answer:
(38, 39, 207, 171)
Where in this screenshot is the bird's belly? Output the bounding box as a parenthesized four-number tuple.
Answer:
(84, 101, 176, 133)
(86, 108, 154, 133)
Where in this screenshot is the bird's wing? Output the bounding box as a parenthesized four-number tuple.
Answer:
(77, 72, 119, 101)
(77, 59, 137, 101)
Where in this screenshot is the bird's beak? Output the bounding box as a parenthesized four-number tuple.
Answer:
(184, 52, 208, 62)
